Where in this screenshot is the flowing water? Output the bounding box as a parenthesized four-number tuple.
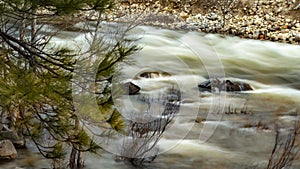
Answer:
(1, 24, 300, 169)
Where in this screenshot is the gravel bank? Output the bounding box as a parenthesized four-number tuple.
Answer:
(99, 0, 300, 44)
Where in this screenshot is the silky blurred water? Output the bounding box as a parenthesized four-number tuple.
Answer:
(1, 24, 300, 169)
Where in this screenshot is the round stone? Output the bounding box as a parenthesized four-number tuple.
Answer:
(295, 34, 300, 42)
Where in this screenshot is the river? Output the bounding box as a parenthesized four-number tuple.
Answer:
(1, 24, 300, 169)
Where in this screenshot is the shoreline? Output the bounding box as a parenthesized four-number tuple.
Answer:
(98, 0, 300, 45)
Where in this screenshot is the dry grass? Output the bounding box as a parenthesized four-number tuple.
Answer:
(224, 104, 252, 115)
(243, 120, 269, 130)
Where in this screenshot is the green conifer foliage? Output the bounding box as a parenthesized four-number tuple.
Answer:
(0, 0, 138, 168)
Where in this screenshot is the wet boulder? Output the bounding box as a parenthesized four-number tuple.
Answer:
(0, 140, 18, 160)
(198, 79, 254, 92)
(198, 80, 212, 92)
(123, 82, 141, 95)
(224, 80, 254, 91)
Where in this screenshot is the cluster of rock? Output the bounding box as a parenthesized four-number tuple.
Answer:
(198, 79, 254, 92)
(0, 118, 25, 161)
(100, 0, 300, 44)
(124, 71, 254, 94)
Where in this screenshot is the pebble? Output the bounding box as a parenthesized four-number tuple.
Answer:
(295, 34, 300, 42)
(265, 14, 270, 20)
(179, 11, 188, 20)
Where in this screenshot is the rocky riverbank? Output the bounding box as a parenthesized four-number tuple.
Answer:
(99, 0, 300, 44)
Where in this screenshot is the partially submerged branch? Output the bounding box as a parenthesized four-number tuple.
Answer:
(117, 87, 181, 166)
(267, 113, 300, 169)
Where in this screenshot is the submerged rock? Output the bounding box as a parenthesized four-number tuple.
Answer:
(0, 140, 18, 160)
(137, 71, 171, 79)
(140, 72, 160, 78)
(198, 79, 254, 92)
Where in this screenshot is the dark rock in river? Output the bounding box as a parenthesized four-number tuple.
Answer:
(198, 79, 254, 92)
(198, 80, 212, 92)
(0, 140, 18, 160)
(124, 82, 141, 95)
